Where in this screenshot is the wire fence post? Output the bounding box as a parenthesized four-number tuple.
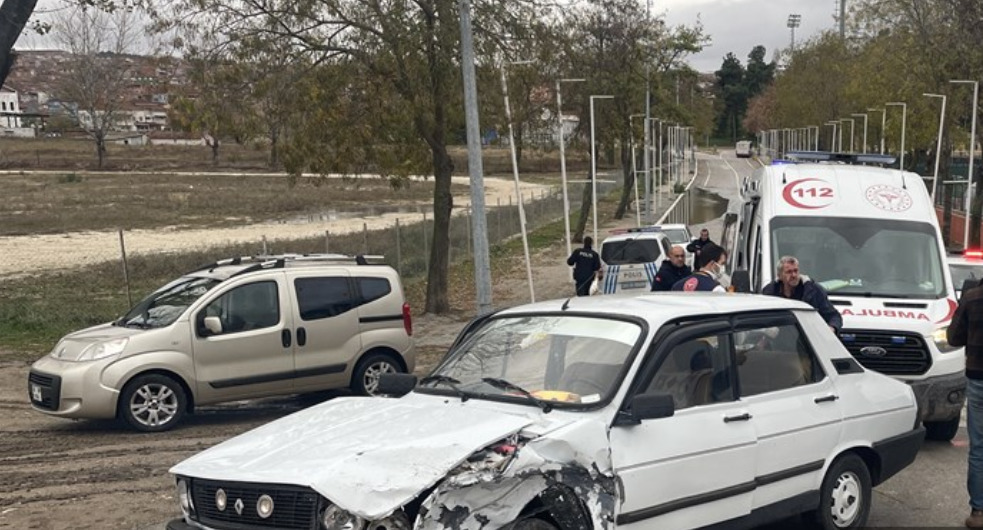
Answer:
(262, 235, 268, 255)
(395, 218, 402, 275)
(324, 230, 330, 253)
(422, 212, 429, 275)
(497, 198, 502, 242)
(362, 222, 369, 255)
(466, 206, 472, 259)
(118, 229, 132, 308)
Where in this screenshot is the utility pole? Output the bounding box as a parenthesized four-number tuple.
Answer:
(644, 0, 652, 224)
(839, 0, 846, 39)
(787, 14, 801, 52)
(457, 0, 492, 315)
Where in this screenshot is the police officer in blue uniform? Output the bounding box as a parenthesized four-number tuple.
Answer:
(567, 236, 602, 296)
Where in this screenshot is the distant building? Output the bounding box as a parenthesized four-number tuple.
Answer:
(1, 85, 23, 128)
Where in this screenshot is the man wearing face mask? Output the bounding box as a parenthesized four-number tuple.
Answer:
(671, 243, 728, 292)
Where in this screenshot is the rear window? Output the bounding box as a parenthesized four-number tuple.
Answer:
(357, 277, 392, 304)
(601, 239, 663, 265)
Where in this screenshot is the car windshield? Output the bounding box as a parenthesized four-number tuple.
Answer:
(602, 239, 662, 265)
(119, 276, 222, 329)
(772, 216, 946, 299)
(423, 315, 643, 407)
(951, 263, 983, 291)
(662, 228, 690, 244)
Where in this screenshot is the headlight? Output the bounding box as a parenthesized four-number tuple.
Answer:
(321, 504, 365, 530)
(77, 338, 129, 362)
(177, 479, 194, 515)
(257, 494, 274, 519)
(932, 327, 959, 353)
(215, 488, 227, 512)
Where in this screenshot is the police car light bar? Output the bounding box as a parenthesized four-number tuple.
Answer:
(610, 226, 663, 235)
(784, 151, 898, 166)
(966, 250, 983, 260)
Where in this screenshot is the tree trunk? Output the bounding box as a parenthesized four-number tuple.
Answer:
(615, 142, 633, 219)
(573, 166, 594, 243)
(425, 143, 453, 313)
(211, 138, 220, 165)
(940, 134, 954, 245)
(0, 0, 38, 87)
(515, 125, 524, 168)
(96, 137, 105, 169)
(269, 128, 279, 168)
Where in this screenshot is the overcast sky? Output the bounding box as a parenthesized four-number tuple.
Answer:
(661, 0, 841, 72)
(16, 0, 839, 73)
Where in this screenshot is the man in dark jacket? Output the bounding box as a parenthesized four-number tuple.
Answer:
(672, 244, 728, 292)
(761, 256, 842, 332)
(651, 245, 692, 291)
(686, 228, 715, 269)
(948, 278, 983, 528)
(566, 236, 602, 296)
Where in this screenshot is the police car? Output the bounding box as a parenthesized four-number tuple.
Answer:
(598, 228, 672, 294)
(949, 248, 983, 297)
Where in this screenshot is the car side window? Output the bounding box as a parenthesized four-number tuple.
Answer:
(660, 237, 672, 257)
(644, 332, 734, 410)
(733, 319, 825, 397)
(356, 277, 391, 304)
(201, 281, 280, 335)
(294, 277, 354, 320)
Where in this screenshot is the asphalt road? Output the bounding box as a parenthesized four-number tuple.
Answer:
(701, 150, 969, 528)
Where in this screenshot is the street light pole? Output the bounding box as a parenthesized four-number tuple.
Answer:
(630, 114, 645, 227)
(868, 108, 886, 154)
(852, 113, 868, 153)
(457, 0, 492, 315)
(556, 78, 585, 257)
(590, 95, 614, 244)
(952, 80, 979, 249)
(501, 60, 536, 302)
(886, 102, 907, 169)
(924, 93, 948, 203)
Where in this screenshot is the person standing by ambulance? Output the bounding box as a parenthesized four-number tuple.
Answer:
(948, 278, 983, 528)
(687, 228, 716, 269)
(567, 236, 602, 296)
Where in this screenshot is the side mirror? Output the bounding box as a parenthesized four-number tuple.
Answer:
(731, 269, 752, 293)
(616, 393, 675, 425)
(203, 316, 223, 335)
(378, 373, 418, 397)
(961, 279, 979, 300)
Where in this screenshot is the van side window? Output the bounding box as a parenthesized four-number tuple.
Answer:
(733, 320, 824, 397)
(202, 281, 280, 335)
(294, 277, 354, 320)
(356, 277, 391, 304)
(644, 333, 734, 410)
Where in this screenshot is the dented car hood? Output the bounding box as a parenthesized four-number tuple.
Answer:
(170, 394, 567, 520)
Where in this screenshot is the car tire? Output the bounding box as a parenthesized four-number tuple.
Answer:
(351, 353, 403, 396)
(810, 453, 872, 529)
(119, 374, 187, 432)
(924, 416, 960, 442)
(508, 518, 557, 530)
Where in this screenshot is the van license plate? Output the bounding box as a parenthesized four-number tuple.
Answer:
(620, 281, 647, 290)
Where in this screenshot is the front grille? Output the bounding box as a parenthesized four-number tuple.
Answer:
(28, 371, 61, 411)
(192, 479, 319, 530)
(840, 330, 932, 375)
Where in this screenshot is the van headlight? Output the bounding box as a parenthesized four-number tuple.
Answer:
(77, 338, 129, 362)
(321, 504, 365, 530)
(932, 327, 959, 353)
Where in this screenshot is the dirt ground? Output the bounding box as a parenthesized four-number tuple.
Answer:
(0, 225, 619, 530)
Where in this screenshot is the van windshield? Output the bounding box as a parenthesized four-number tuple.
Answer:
(771, 217, 946, 299)
(118, 276, 222, 329)
(661, 229, 690, 245)
(602, 239, 662, 265)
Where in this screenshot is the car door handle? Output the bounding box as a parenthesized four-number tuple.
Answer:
(281, 329, 292, 348)
(814, 394, 839, 404)
(724, 412, 752, 423)
(296, 327, 307, 347)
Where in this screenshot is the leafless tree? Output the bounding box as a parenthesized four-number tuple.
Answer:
(53, 6, 138, 168)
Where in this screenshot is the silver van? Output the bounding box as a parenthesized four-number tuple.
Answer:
(28, 254, 415, 432)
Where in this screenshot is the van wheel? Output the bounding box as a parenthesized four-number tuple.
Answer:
(352, 353, 402, 396)
(810, 453, 871, 529)
(119, 374, 187, 432)
(925, 416, 961, 442)
(508, 519, 557, 530)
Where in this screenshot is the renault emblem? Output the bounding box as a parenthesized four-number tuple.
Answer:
(234, 498, 244, 515)
(860, 346, 888, 357)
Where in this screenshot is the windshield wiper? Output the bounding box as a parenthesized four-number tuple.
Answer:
(836, 292, 913, 299)
(419, 375, 471, 402)
(481, 377, 553, 413)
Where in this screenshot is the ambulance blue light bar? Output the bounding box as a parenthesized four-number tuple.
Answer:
(784, 151, 898, 166)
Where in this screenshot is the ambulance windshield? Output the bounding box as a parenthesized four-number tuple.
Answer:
(771, 217, 946, 299)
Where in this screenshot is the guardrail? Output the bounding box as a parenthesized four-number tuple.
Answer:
(655, 154, 701, 225)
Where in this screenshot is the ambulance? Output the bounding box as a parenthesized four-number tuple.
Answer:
(598, 227, 672, 294)
(732, 152, 965, 441)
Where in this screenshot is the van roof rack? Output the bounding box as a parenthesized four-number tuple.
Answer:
(192, 253, 386, 274)
(784, 151, 898, 167)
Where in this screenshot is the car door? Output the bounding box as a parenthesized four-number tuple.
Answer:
(731, 311, 843, 511)
(610, 320, 757, 530)
(192, 274, 296, 403)
(287, 271, 361, 391)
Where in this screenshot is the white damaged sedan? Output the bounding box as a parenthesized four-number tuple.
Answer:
(167, 293, 924, 530)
